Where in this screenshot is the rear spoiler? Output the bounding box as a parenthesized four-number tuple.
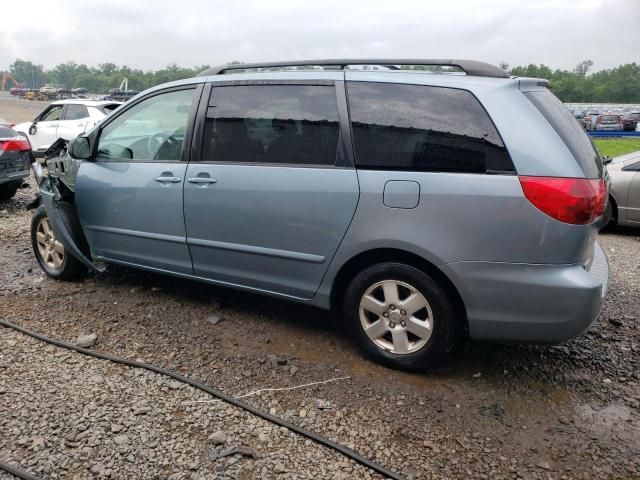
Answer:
(518, 78, 550, 92)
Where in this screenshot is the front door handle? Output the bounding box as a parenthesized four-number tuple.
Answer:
(154, 176, 181, 183)
(188, 177, 217, 184)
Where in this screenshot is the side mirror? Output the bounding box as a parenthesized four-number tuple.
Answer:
(29, 123, 37, 135)
(68, 137, 92, 160)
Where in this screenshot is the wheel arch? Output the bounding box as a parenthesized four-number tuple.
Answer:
(330, 248, 468, 334)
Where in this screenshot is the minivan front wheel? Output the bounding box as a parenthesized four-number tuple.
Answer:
(31, 204, 86, 280)
(344, 262, 455, 371)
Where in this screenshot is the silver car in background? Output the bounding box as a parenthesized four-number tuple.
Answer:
(602, 152, 640, 227)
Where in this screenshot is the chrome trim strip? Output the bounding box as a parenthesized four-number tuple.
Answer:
(188, 237, 326, 264)
(84, 225, 186, 244)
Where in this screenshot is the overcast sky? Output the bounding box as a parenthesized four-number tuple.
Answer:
(1, 0, 638, 72)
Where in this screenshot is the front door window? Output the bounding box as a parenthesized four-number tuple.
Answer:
(96, 88, 195, 161)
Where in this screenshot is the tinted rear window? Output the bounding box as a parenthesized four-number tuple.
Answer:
(101, 104, 120, 113)
(347, 82, 514, 174)
(524, 90, 603, 178)
(203, 85, 340, 166)
(64, 104, 89, 120)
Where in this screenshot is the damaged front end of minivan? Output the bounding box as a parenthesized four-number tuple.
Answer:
(30, 138, 105, 272)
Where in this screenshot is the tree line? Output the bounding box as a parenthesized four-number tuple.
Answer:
(502, 60, 640, 104)
(7, 59, 212, 93)
(6, 58, 640, 103)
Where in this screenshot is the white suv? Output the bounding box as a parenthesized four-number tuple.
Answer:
(15, 100, 121, 156)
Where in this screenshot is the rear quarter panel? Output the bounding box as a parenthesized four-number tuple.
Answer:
(315, 170, 597, 307)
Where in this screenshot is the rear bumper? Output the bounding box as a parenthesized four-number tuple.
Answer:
(0, 171, 29, 184)
(443, 242, 609, 343)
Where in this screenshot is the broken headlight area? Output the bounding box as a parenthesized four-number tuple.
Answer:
(32, 138, 81, 192)
(28, 138, 104, 272)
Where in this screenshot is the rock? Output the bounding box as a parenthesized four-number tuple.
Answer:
(209, 431, 227, 445)
(133, 406, 152, 415)
(609, 318, 623, 327)
(75, 333, 97, 348)
(209, 445, 262, 461)
(206, 315, 223, 325)
(316, 399, 332, 410)
(110, 424, 123, 433)
(299, 409, 307, 418)
(537, 461, 551, 470)
(113, 435, 129, 446)
(274, 462, 286, 474)
(472, 372, 482, 379)
(90, 463, 106, 475)
(257, 432, 269, 442)
(277, 358, 288, 366)
(167, 381, 182, 390)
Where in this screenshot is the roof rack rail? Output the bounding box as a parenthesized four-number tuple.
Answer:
(198, 59, 509, 78)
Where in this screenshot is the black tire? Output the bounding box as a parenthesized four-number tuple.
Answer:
(597, 198, 613, 230)
(343, 262, 456, 371)
(31, 203, 87, 280)
(0, 182, 20, 202)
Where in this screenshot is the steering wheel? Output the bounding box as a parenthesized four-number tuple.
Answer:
(148, 132, 182, 160)
(147, 132, 170, 156)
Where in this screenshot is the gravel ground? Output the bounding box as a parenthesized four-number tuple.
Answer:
(0, 92, 51, 124)
(0, 328, 373, 480)
(0, 181, 639, 479)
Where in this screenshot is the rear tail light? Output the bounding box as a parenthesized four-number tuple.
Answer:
(519, 176, 607, 225)
(0, 137, 31, 152)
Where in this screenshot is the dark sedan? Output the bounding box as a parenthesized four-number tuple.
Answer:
(0, 126, 32, 201)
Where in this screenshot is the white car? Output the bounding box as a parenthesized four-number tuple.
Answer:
(14, 100, 122, 156)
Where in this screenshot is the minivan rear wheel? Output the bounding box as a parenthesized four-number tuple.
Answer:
(343, 262, 455, 371)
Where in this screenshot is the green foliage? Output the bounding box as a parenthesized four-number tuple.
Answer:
(7, 59, 211, 93)
(593, 138, 640, 158)
(9, 59, 47, 89)
(508, 60, 640, 103)
(5, 58, 640, 103)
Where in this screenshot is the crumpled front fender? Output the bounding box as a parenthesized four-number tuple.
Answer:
(39, 181, 105, 273)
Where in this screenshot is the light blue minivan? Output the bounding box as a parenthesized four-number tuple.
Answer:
(31, 59, 609, 370)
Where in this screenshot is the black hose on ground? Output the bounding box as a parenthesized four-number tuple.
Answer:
(0, 459, 42, 480)
(0, 319, 405, 480)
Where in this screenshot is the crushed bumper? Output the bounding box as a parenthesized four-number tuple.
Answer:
(38, 182, 105, 273)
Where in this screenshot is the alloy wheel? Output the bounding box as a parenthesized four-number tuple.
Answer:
(35, 217, 65, 270)
(358, 279, 433, 355)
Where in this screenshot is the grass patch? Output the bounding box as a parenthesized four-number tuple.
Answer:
(592, 138, 640, 158)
